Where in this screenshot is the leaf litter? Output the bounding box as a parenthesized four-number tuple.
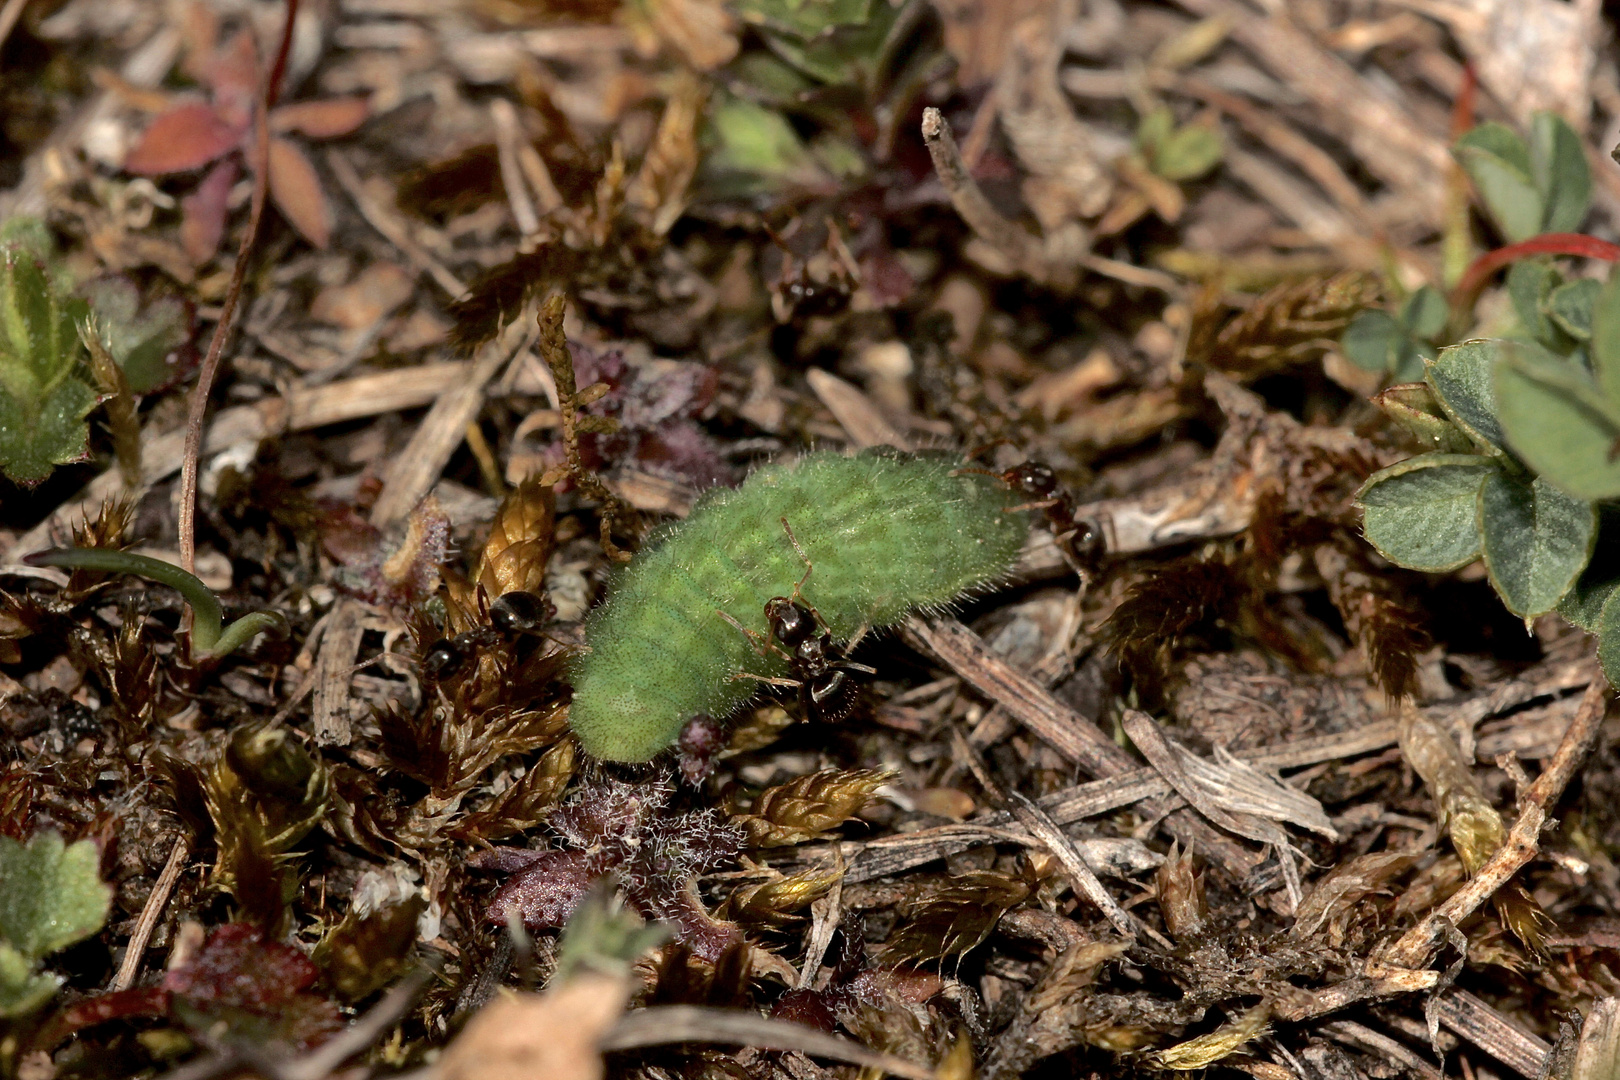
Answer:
(5, 0, 1620, 1078)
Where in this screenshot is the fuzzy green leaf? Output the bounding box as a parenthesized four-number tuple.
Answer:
(1356, 453, 1494, 572)
(1598, 587, 1620, 691)
(1548, 277, 1602, 342)
(0, 943, 60, 1018)
(1342, 309, 1401, 372)
(1508, 260, 1564, 348)
(1372, 383, 1474, 453)
(1479, 470, 1596, 617)
(0, 832, 111, 960)
(1530, 111, 1592, 235)
(0, 247, 95, 486)
(1557, 514, 1620, 630)
(1426, 340, 1507, 452)
(1401, 285, 1449, 341)
(1495, 344, 1620, 500)
(0, 373, 99, 485)
(1589, 267, 1620, 404)
(1454, 122, 1542, 242)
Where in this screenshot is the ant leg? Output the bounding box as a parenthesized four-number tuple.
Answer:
(728, 671, 803, 689)
(777, 517, 834, 632)
(1004, 497, 1062, 515)
(779, 517, 815, 597)
(716, 608, 789, 661)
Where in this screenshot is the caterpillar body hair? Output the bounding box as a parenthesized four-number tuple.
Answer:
(568, 449, 1030, 761)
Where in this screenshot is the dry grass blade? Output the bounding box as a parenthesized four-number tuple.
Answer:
(601, 1005, 933, 1080)
(1387, 678, 1609, 969)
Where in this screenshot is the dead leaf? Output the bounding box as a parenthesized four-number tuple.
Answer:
(267, 136, 334, 249)
(435, 972, 630, 1080)
(310, 262, 416, 329)
(270, 97, 372, 140)
(123, 102, 243, 174)
(635, 0, 739, 71)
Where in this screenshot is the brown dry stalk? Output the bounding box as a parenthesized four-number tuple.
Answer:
(534, 294, 632, 562)
(1384, 677, 1610, 969)
(177, 0, 300, 575)
(920, 107, 1067, 287)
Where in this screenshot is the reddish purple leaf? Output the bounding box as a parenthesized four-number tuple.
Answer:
(180, 158, 238, 264)
(124, 102, 244, 175)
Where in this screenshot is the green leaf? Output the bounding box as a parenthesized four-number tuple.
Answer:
(76, 276, 192, 394)
(1343, 309, 1401, 372)
(0, 246, 94, 486)
(0, 943, 59, 1019)
(1372, 383, 1475, 453)
(1547, 277, 1602, 342)
(1530, 111, 1591, 234)
(1152, 124, 1224, 182)
(1356, 453, 1494, 571)
(1495, 344, 1620, 500)
(1508, 259, 1564, 348)
(1478, 470, 1596, 617)
(1597, 587, 1620, 690)
(701, 97, 832, 198)
(1589, 266, 1620, 404)
(1401, 286, 1449, 341)
(1426, 340, 1508, 451)
(0, 374, 98, 485)
(0, 832, 111, 960)
(732, 0, 875, 38)
(1392, 337, 1437, 384)
(1557, 512, 1620, 630)
(1454, 122, 1542, 242)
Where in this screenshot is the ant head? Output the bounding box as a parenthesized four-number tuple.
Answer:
(1004, 461, 1060, 497)
(423, 636, 469, 681)
(765, 596, 816, 646)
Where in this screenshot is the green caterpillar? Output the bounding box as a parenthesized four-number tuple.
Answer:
(569, 449, 1030, 761)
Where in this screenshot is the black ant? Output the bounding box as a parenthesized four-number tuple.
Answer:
(963, 458, 1106, 572)
(720, 519, 876, 724)
(422, 590, 555, 681)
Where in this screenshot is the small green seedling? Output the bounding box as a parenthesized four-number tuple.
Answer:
(1135, 105, 1224, 183)
(1453, 112, 1591, 244)
(1356, 261, 1620, 684)
(0, 832, 112, 1017)
(24, 547, 286, 660)
(1342, 285, 1450, 381)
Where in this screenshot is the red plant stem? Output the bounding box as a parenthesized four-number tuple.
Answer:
(177, 0, 300, 575)
(1451, 233, 1620, 320)
(1450, 61, 1477, 141)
